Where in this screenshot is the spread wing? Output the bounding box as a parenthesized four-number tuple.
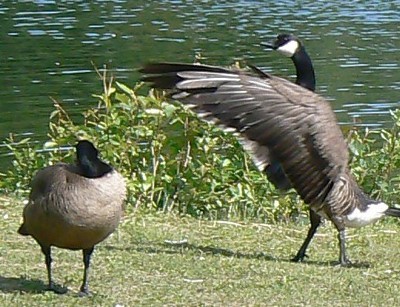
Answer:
(141, 63, 349, 207)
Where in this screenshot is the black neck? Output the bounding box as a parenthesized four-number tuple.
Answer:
(292, 46, 316, 91)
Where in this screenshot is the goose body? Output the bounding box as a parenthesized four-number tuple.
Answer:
(19, 164, 125, 249)
(267, 34, 397, 261)
(18, 140, 126, 294)
(141, 59, 400, 265)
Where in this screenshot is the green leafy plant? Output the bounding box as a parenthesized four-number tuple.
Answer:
(2, 70, 400, 222)
(349, 110, 400, 204)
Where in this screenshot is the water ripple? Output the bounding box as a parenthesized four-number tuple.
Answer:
(0, 0, 399, 168)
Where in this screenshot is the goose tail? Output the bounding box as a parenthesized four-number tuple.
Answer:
(385, 207, 400, 218)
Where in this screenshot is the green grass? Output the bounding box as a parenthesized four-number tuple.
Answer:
(1, 195, 400, 306)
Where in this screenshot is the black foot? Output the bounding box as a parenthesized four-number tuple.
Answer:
(78, 290, 90, 297)
(335, 257, 352, 267)
(291, 253, 309, 263)
(78, 286, 90, 297)
(340, 261, 352, 267)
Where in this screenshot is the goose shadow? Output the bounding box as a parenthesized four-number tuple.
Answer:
(103, 241, 275, 260)
(162, 241, 370, 267)
(0, 275, 67, 294)
(172, 242, 277, 261)
(104, 241, 370, 268)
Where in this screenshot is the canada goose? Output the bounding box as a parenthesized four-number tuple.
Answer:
(18, 140, 126, 295)
(265, 33, 321, 262)
(140, 61, 400, 265)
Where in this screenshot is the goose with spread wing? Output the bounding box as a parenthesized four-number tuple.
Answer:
(140, 59, 400, 265)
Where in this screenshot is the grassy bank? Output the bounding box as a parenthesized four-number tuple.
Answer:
(2, 77, 400, 305)
(1, 195, 400, 306)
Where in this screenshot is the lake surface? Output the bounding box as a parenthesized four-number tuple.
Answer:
(0, 1, 399, 170)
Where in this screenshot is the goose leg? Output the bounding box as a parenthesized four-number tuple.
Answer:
(338, 229, 351, 266)
(291, 209, 321, 262)
(79, 247, 94, 296)
(330, 215, 352, 266)
(40, 244, 56, 292)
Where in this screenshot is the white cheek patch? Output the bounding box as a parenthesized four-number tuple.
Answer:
(276, 40, 299, 57)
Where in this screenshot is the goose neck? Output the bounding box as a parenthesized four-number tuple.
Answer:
(292, 47, 316, 91)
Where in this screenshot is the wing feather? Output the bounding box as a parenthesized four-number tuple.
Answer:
(141, 63, 349, 207)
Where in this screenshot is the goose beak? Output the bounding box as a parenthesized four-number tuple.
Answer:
(261, 40, 277, 50)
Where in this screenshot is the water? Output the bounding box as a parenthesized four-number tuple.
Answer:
(0, 0, 399, 170)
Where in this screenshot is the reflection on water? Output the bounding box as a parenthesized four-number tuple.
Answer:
(0, 0, 399, 169)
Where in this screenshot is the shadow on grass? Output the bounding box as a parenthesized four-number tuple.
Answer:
(0, 276, 68, 294)
(181, 243, 277, 261)
(103, 241, 275, 260)
(103, 242, 274, 259)
(0, 276, 45, 293)
(104, 242, 370, 269)
(162, 241, 371, 268)
(165, 241, 371, 268)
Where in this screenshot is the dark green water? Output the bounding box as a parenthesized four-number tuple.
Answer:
(0, 1, 399, 169)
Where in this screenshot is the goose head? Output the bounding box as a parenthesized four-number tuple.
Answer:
(263, 33, 315, 91)
(75, 140, 112, 178)
(263, 33, 302, 58)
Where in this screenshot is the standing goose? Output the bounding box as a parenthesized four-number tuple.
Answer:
(140, 61, 400, 265)
(265, 33, 321, 262)
(18, 140, 126, 295)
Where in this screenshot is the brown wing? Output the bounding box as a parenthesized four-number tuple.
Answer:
(142, 63, 349, 207)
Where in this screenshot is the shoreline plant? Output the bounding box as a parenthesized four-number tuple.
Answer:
(1, 71, 400, 223)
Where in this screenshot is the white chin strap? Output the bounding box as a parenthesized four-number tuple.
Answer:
(276, 40, 299, 57)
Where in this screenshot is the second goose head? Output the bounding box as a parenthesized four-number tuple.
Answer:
(263, 33, 315, 91)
